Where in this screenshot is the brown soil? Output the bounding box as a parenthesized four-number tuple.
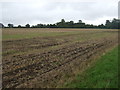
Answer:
(2, 30, 118, 88)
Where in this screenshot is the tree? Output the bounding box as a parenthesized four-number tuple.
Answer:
(67, 21, 74, 28)
(69, 21, 74, 24)
(78, 20, 82, 23)
(25, 24, 30, 28)
(105, 19, 120, 29)
(0, 23, 4, 28)
(5, 18, 119, 29)
(98, 24, 105, 28)
(105, 20, 111, 29)
(36, 24, 44, 28)
(61, 19, 65, 23)
(18, 25, 22, 28)
(111, 18, 120, 29)
(8, 24, 13, 28)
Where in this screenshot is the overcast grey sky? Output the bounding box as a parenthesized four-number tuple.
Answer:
(0, 0, 119, 26)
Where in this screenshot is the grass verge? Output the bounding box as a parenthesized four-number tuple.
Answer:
(63, 46, 118, 88)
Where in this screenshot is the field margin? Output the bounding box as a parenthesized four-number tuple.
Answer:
(61, 45, 119, 88)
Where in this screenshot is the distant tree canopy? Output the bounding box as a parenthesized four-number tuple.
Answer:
(8, 24, 14, 28)
(0, 23, 4, 28)
(25, 24, 30, 28)
(2, 18, 120, 29)
(18, 25, 22, 28)
(105, 18, 120, 29)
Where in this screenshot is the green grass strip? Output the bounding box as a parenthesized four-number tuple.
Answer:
(64, 46, 119, 88)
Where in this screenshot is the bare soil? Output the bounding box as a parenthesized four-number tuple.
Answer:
(2, 29, 118, 88)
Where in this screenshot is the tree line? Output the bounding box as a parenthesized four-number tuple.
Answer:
(0, 18, 120, 29)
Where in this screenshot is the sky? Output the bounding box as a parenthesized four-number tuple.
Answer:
(0, 0, 119, 26)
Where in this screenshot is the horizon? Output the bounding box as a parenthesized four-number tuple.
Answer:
(0, 18, 118, 27)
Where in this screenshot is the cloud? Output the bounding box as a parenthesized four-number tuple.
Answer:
(0, 0, 119, 26)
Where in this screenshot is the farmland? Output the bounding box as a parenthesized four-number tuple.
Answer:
(63, 46, 118, 88)
(2, 28, 118, 88)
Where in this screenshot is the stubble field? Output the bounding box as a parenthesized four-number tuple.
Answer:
(2, 28, 118, 88)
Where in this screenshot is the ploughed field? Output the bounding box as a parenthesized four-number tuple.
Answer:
(2, 28, 118, 88)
